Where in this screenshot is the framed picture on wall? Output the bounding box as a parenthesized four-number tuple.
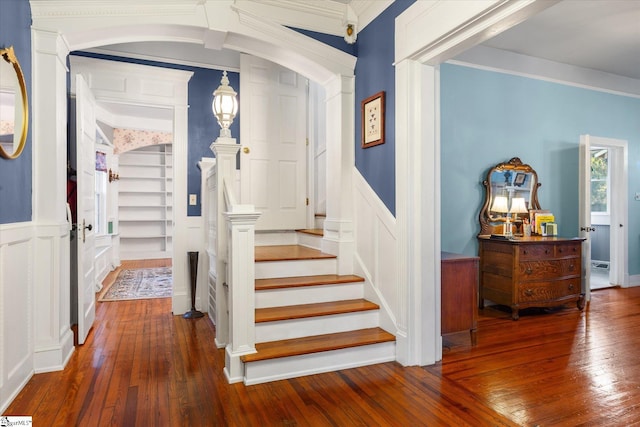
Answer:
(514, 172, 526, 186)
(361, 91, 385, 148)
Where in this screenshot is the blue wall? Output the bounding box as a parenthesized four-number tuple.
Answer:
(354, 0, 415, 216)
(187, 68, 240, 216)
(440, 63, 640, 275)
(71, 52, 238, 217)
(0, 0, 32, 224)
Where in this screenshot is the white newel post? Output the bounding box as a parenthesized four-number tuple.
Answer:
(211, 137, 260, 383)
(223, 208, 260, 383)
(210, 138, 239, 349)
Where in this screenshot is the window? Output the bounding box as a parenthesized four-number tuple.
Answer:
(590, 148, 609, 214)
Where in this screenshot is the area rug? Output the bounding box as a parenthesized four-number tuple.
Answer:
(100, 267, 172, 301)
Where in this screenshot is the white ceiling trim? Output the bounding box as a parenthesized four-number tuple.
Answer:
(451, 45, 640, 99)
(232, 0, 350, 37)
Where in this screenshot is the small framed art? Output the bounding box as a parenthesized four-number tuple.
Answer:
(361, 91, 385, 148)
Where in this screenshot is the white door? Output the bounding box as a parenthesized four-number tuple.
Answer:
(75, 74, 97, 344)
(240, 54, 308, 230)
(579, 135, 593, 302)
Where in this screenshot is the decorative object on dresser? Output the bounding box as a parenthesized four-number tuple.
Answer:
(441, 252, 479, 344)
(478, 157, 585, 320)
(479, 157, 540, 237)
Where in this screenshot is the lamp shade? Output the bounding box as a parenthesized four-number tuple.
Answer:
(491, 195, 509, 213)
(510, 197, 528, 214)
(212, 71, 238, 138)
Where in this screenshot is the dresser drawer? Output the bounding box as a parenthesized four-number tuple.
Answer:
(519, 243, 581, 260)
(518, 258, 580, 281)
(517, 279, 581, 303)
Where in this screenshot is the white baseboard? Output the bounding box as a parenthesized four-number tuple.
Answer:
(628, 274, 640, 287)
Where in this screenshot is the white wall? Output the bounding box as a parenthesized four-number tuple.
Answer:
(0, 223, 34, 412)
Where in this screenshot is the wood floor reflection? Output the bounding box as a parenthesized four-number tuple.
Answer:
(6, 284, 640, 425)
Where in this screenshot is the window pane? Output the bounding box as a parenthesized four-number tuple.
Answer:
(590, 181, 607, 212)
(590, 148, 608, 213)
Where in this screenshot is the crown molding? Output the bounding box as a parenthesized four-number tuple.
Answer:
(30, 0, 204, 18)
(230, 5, 356, 83)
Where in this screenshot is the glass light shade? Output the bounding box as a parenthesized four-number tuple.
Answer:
(510, 197, 528, 214)
(212, 71, 238, 138)
(491, 195, 509, 213)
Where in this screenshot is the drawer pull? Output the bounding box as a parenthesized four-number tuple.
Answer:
(524, 289, 533, 296)
(525, 268, 533, 275)
(558, 248, 563, 253)
(523, 250, 528, 255)
(545, 249, 550, 254)
(569, 264, 575, 271)
(568, 284, 574, 291)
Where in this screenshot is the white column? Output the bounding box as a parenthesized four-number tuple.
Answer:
(31, 29, 75, 372)
(210, 138, 240, 348)
(322, 75, 355, 274)
(395, 58, 441, 367)
(223, 209, 260, 383)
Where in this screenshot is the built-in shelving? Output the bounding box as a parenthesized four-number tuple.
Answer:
(118, 144, 173, 260)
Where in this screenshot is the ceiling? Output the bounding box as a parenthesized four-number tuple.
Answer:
(86, 0, 640, 125)
(480, 0, 640, 80)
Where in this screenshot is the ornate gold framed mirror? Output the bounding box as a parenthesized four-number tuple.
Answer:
(479, 157, 541, 236)
(0, 46, 29, 160)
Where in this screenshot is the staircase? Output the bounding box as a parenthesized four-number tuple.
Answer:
(241, 229, 396, 385)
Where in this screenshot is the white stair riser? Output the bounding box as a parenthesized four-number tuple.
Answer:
(244, 342, 396, 385)
(255, 282, 364, 308)
(314, 216, 325, 229)
(296, 233, 323, 250)
(256, 259, 336, 279)
(255, 310, 380, 343)
(255, 231, 298, 246)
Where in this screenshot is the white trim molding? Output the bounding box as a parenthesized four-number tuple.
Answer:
(394, 0, 553, 366)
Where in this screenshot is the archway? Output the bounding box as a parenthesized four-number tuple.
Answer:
(29, 5, 356, 372)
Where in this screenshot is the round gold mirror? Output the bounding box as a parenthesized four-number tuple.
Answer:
(0, 46, 28, 160)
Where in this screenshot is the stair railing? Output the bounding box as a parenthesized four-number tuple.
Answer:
(210, 139, 261, 383)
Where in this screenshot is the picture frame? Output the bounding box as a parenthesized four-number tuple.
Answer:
(361, 91, 385, 148)
(514, 172, 526, 186)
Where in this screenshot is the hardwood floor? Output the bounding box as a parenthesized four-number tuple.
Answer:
(6, 282, 640, 425)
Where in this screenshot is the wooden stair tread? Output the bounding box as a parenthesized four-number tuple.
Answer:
(255, 245, 335, 262)
(297, 228, 324, 236)
(241, 328, 395, 363)
(256, 299, 378, 323)
(255, 274, 364, 291)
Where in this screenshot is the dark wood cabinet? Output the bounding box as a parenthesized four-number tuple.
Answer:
(478, 236, 585, 320)
(441, 252, 479, 344)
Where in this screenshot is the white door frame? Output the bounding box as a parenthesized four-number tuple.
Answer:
(584, 136, 629, 289)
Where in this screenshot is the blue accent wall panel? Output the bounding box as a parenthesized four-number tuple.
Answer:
(0, 0, 32, 224)
(187, 69, 240, 216)
(354, 0, 415, 216)
(440, 63, 640, 275)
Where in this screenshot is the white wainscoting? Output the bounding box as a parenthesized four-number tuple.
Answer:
(352, 169, 399, 341)
(0, 223, 35, 413)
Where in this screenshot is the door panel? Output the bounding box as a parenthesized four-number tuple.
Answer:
(579, 135, 592, 301)
(75, 74, 97, 345)
(240, 54, 308, 230)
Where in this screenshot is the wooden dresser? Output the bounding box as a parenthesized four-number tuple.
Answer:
(478, 236, 585, 320)
(441, 252, 479, 344)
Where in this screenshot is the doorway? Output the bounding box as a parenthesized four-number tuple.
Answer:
(579, 135, 629, 295)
